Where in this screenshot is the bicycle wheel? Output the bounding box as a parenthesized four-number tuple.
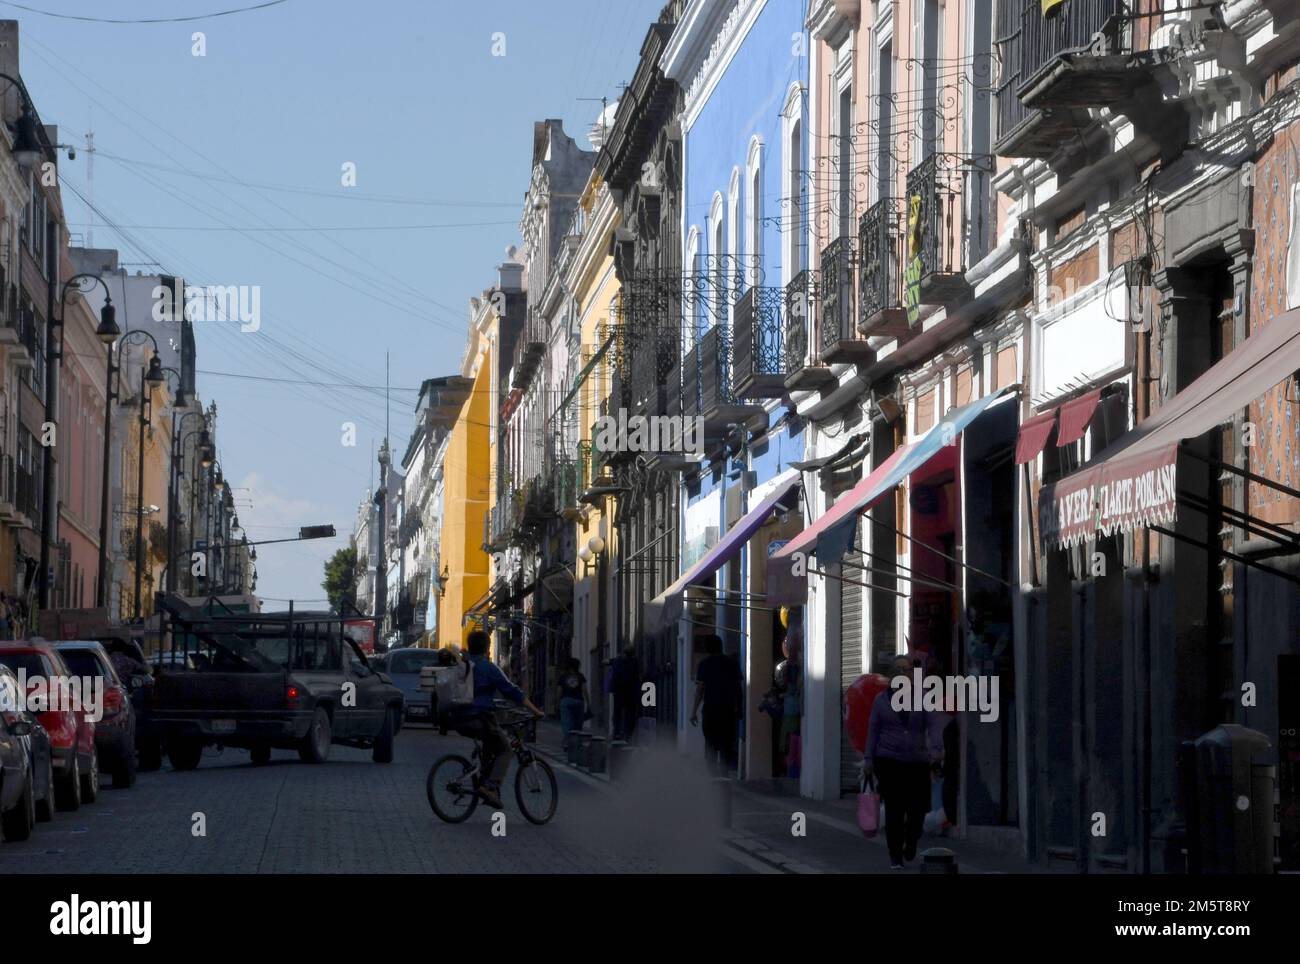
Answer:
(427, 754, 479, 823)
(514, 755, 558, 825)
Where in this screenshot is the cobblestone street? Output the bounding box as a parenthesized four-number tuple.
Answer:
(0, 726, 754, 874)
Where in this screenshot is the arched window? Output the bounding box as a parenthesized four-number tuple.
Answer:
(709, 193, 725, 331)
(685, 225, 700, 350)
(782, 84, 805, 285)
(746, 137, 764, 288)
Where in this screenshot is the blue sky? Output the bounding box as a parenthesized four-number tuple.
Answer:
(12, 0, 662, 605)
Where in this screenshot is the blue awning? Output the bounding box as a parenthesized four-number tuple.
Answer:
(644, 474, 800, 633)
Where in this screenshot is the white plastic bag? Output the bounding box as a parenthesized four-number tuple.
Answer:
(420, 660, 474, 709)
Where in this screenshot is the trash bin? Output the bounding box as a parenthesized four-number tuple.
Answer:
(584, 735, 608, 773)
(1186, 724, 1274, 874)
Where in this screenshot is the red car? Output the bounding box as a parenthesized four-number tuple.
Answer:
(0, 641, 98, 810)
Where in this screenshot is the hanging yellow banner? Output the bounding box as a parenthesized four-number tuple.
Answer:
(1042, 0, 1066, 14)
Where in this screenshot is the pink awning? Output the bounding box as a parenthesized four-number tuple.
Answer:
(771, 443, 915, 567)
(1039, 308, 1300, 549)
(1015, 410, 1057, 465)
(1056, 389, 1101, 447)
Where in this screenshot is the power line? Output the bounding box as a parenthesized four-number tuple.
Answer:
(198, 368, 424, 391)
(70, 220, 517, 233)
(95, 150, 519, 208)
(0, 0, 291, 24)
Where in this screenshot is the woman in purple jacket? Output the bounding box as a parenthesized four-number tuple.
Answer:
(863, 654, 946, 869)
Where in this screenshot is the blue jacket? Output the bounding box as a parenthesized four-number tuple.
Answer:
(459, 654, 524, 713)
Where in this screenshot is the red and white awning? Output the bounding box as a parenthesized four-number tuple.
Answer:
(1039, 308, 1300, 550)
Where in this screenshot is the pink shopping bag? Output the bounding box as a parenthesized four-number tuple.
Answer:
(857, 776, 881, 838)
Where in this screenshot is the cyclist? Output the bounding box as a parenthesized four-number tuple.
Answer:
(450, 629, 543, 809)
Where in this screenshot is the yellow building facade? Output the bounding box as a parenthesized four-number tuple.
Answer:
(435, 303, 493, 648)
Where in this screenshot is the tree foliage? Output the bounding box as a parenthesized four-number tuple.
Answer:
(322, 545, 358, 614)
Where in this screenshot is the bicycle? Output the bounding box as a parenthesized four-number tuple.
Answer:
(426, 709, 558, 825)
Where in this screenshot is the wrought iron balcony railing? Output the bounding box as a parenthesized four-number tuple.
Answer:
(731, 285, 786, 399)
(679, 341, 701, 418)
(698, 323, 732, 414)
(858, 197, 909, 338)
(782, 269, 834, 390)
(819, 236, 870, 364)
(903, 154, 989, 315)
(511, 309, 547, 391)
(994, 0, 1128, 156)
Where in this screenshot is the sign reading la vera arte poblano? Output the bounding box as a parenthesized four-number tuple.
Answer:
(1038, 443, 1179, 549)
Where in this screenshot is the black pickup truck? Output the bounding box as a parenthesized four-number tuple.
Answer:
(149, 597, 404, 769)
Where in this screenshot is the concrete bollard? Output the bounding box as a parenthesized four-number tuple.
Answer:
(919, 847, 958, 873)
(584, 735, 608, 773)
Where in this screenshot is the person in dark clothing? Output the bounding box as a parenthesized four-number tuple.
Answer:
(556, 657, 589, 756)
(690, 634, 742, 775)
(450, 629, 543, 808)
(607, 645, 640, 741)
(863, 654, 945, 868)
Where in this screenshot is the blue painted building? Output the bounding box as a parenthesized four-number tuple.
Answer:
(659, 0, 808, 779)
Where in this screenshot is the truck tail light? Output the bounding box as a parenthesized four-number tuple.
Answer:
(286, 685, 301, 708)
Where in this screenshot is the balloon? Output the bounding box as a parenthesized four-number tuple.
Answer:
(844, 672, 890, 755)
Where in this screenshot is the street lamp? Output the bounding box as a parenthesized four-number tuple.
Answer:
(99, 323, 179, 617)
(167, 410, 208, 594)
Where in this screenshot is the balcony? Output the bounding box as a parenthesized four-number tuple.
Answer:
(620, 279, 681, 417)
(818, 236, 871, 364)
(698, 323, 761, 436)
(629, 323, 678, 417)
(511, 310, 546, 391)
(731, 285, 786, 399)
(0, 454, 15, 522)
(904, 154, 985, 313)
(14, 467, 37, 528)
(857, 198, 910, 339)
(782, 270, 834, 391)
(994, 0, 1171, 158)
(488, 498, 513, 551)
(679, 342, 701, 418)
(1, 295, 37, 369)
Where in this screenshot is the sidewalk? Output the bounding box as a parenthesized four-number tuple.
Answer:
(725, 781, 1075, 874)
(532, 718, 1062, 873)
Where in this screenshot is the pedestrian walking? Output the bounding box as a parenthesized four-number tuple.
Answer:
(690, 634, 742, 775)
(607, 644, 640, 741)
(556, 657, 589, 758)
(862, 654, 945, 869)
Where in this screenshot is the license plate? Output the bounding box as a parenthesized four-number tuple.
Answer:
(210, 719, 236, 734)
(408, 706, 428, 716)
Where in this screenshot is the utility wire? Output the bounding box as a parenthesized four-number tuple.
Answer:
(0, 0, 291, 24)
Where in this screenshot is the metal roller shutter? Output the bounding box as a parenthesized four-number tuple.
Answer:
(840, 551, 864, 794)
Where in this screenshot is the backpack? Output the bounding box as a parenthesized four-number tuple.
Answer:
(420, 658, 475, 713)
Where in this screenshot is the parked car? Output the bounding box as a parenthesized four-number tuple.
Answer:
(99, 638, 161, 771)
(375, 648, 441, 724)
(0, 689, 36, 841)
(0, 665, 55, 822)
(54, 642, 137, 788)
(0, 642, 98, 810)
(151, 598, 404, 769)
